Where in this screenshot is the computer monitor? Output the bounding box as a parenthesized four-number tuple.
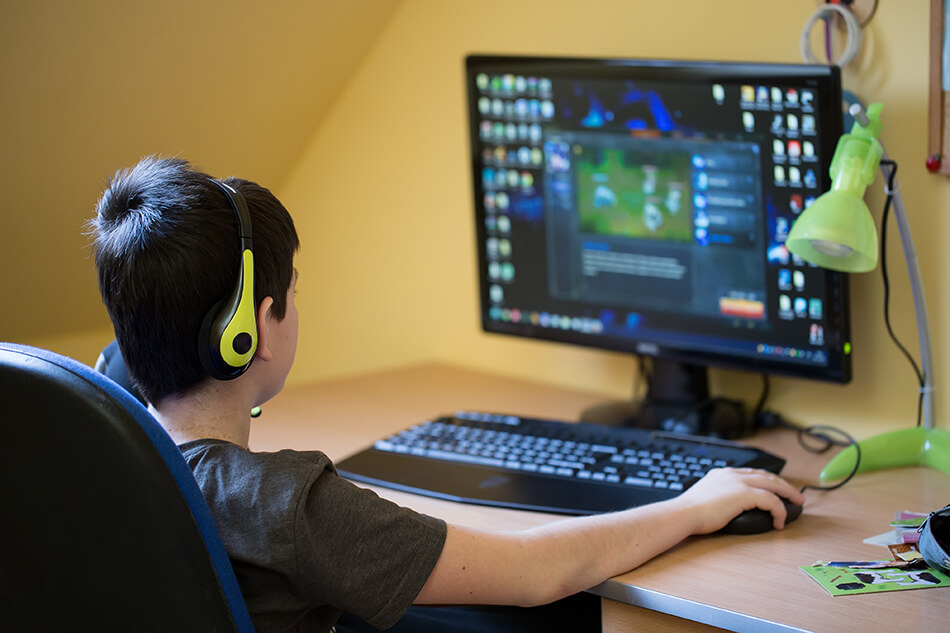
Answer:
(465, 55, 850, 437)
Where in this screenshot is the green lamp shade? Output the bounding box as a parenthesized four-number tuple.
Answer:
(785, 190, 878, 273)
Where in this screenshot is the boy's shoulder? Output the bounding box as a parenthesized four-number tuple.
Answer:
(178, 439, 340, 563)
(179, 438, 333, 470)
(179, 439, 335, 511)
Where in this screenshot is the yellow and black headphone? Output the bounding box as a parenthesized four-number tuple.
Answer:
(198, 179, 258, 381)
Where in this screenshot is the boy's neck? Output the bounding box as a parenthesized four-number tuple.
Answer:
(149, 382, 253, 448)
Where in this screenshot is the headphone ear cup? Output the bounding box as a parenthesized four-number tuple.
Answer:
(198, 295, 257, 381)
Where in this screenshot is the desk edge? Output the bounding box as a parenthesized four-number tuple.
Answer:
(590, 579, 814, 633)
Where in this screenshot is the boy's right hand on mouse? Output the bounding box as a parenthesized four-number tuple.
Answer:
(675, 467, 805, 535)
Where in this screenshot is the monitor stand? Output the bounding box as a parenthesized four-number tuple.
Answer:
(579, 358, 753, 438)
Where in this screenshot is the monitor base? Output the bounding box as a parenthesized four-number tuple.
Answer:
(579, 358, 756, 439)
(580, 397, 754, 439)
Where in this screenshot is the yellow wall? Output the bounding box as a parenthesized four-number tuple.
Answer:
(282, 0, 948, 441)
(0, 0, 400, 345)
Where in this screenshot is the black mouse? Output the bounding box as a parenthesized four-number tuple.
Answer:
(720, 498, 803, 535)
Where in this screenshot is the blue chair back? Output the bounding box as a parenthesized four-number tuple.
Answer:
(0, 343, 255, 632)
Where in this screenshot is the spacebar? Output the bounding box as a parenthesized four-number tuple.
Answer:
(421, 449, 505, 468)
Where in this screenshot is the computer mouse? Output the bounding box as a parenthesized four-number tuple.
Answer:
(720, 498, 803, 535)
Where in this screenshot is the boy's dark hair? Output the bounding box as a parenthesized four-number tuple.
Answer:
(90, 156, 299, 404)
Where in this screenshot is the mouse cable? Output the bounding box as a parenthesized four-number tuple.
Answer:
(752, 375, 861, 491)
(762, 411, 863, 491)
(796, 424, 862, 492)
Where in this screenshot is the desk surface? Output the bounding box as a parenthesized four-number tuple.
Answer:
(250, 363, 950, 633)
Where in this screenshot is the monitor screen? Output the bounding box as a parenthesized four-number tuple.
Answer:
(465, 55, 851, 406)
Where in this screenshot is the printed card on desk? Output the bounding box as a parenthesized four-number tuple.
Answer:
(801, 563, 950, 596)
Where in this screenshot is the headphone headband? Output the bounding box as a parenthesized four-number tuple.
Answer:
(209, 179, 253, 244)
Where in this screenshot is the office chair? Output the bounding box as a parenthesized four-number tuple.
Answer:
(0, 342, 255, 632)
(94, 338, 146, 404)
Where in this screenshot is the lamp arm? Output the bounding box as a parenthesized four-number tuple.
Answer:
(880, 147, 936, 430)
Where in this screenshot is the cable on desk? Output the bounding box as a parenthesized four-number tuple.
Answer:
(754, 388, 861, 492)
(797, 425, 861, 492)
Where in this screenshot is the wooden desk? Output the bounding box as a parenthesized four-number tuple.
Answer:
(250, 364, 950, 633)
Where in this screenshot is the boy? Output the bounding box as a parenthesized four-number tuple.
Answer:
(91, 156, 804, 632)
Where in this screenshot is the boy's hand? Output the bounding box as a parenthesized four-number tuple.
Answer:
(675, 467, 806, 535)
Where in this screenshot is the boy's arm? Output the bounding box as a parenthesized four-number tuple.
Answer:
(414, 467, 804, 607)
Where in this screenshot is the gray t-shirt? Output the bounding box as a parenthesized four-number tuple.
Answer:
(179, 439, 447, 633)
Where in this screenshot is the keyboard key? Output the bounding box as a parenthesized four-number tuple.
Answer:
(624, 476, 654, 487)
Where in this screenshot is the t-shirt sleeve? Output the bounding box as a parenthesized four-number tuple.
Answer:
(293, 466, 447, 629)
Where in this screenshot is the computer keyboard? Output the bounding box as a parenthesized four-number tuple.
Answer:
(336, 411, 786, 515)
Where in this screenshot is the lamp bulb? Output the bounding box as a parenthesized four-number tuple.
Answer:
(810, 239, 854, 258)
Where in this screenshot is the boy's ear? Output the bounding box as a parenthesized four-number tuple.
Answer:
(254, 297, 276, 361)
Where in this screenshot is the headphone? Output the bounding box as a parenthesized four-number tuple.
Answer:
(197, 179, 258, 381)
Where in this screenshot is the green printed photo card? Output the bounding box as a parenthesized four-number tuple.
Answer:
(801, 564, 950, 596)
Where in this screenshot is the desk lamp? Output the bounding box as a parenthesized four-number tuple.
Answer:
(785, 103, 950, 481)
